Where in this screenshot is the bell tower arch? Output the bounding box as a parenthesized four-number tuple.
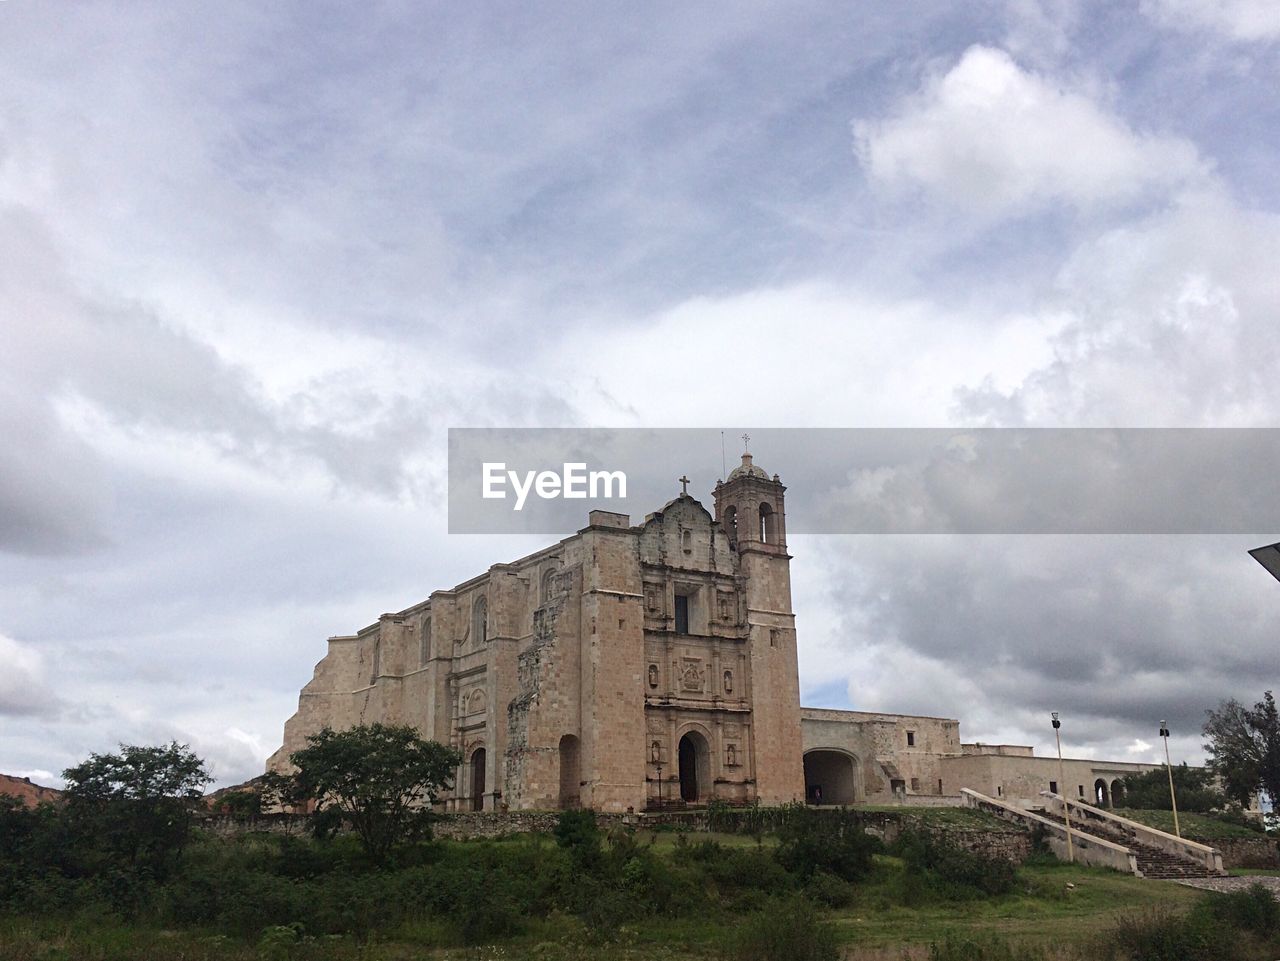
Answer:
(713, 452, 804, 804)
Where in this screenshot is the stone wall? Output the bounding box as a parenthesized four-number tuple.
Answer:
(1204, 836, 1280, 869)
(200, 806, 1034, 864)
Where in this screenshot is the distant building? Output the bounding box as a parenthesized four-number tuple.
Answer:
(800, 708, 1160, 808)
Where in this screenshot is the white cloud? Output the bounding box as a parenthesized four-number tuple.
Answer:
(956, 190, 1280, 426)
(854, 46, 1206, 219)
(1142, 0, 1280, 41)
(0, 633, 61, 718)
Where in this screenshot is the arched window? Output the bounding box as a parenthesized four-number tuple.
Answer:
(370, 638, 381, 685)
(420, 617, 431, 668)
(724, 506, 738, 546)
(472, 596, 488, 646)
(759, 503, 775, 543)
(541, 567, 557, 603)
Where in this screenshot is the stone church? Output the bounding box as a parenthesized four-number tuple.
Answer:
(269, 452, 805, 812)
(269, 452, 1162, 812)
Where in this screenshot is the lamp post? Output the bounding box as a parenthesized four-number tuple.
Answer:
(1159, 721, 1181, 838)
(1052, 712, 1075, 863)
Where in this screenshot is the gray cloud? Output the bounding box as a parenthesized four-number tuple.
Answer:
(1, 1, 1278, 785)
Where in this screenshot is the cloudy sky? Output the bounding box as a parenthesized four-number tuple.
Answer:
(3, 1, 1279, 788)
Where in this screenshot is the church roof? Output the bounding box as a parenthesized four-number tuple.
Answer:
(726, 452, 769, 481)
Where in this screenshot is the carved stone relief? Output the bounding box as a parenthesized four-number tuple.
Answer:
(680, 658, 704, 693)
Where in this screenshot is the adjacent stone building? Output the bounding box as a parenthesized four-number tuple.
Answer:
(269, 453, 805, 812)
(270, 453, 1163, 812)
(799, 708, 1161, 808)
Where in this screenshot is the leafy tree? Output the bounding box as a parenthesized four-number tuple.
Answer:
(62, 741, 211, 874)
(1115, 763, 1227, 813)
(288, 723, 461, 862)
(1203, 691, 1280, 816)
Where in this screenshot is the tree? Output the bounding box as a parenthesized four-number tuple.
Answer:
(288, 723, 461, 862)
(1203, 691, 1280, 816)
(62, 741, 211, 874)
(1115, 763, 1226, 813)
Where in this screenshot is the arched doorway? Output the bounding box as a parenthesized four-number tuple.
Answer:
(1111, 779, 1126, 806)
(678, 731, 711, 803)
(471, 748, 486, 811)
(1093, 778, 1109, 808)
(803, 750, 858, 805)
(558, 734, 580, 809)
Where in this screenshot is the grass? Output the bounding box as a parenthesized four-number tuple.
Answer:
(832, 856, 1202, 951)
(1111, 807, 1268, 839)
(0, 851, 1212, 961)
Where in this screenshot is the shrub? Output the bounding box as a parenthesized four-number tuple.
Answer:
(722, 895, 839, 961)
(554, 809, 603, 871)
(1209, 882, 1280, 937)
(1107, 907, 1233, 961)
(774, 808, 878, 882)
(804, 869, 855, 908)
(893, 831, 1016, 899)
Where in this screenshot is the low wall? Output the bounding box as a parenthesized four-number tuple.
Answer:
(202, 805, 1033, 864)
(1207, 836, 1280, 869)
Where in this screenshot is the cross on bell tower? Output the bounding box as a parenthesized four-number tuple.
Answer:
(678, 475, 690, 496)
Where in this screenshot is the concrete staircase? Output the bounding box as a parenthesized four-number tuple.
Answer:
(1032, 808, 1215, 878)
(962, 788, 1227, 879)
(1033, 792, 1225, 880)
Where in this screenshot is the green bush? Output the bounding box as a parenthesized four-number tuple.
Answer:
(893, 831, 1017, 899)
(774, 807, 878, 882)
(804, 869, 855, 908)
(1106, 908, 1234, 961)
(722, 895, 839, 961)
(1209, 882, 1280, 937)
(554, 809, 603, 871)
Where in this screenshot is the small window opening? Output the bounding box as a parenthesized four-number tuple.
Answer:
(906, 731, 915, 747)
(674, 594, 689, 634)
(472, 596, 488, 646)
(1049, 780, 1058, 794)
(910, 777, 920, 792)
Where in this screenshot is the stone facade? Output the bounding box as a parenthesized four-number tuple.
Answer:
(268, 454, 806, 813)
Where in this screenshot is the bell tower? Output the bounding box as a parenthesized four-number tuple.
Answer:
(713, 450, 804, 804)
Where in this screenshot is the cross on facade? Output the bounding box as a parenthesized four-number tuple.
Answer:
(741, 432, 751, 453)
(678, 474, 690, 496)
